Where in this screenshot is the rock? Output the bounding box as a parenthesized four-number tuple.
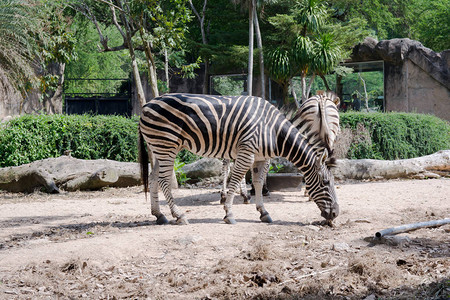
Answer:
(181, 158, 222, 181)
(332, 242, 350, 252)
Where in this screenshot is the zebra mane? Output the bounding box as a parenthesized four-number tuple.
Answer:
(281, 91, 340, 156)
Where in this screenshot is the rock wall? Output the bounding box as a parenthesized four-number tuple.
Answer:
(352, 38, 450, 121)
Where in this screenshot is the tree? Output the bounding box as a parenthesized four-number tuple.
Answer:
(38, 0, 78, 114)
(189, 0, 210, 94)
(73, 0, 190, 107)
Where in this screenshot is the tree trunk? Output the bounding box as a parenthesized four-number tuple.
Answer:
(333, 150, 450, 181)
(301, 72, 307, 103)
(138, 27, 159, 99)
(290, 79, 300, 108)
(164, 48, 169, 91)
(247, 0, 254, 96)
(253, 5, 265, 98)
(45, 62, 65, 114)
(189, 0, 209, 94)
(359, 73, 369, 112)
(319, 74, 331, 91)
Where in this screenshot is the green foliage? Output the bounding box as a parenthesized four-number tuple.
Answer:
(340, 112, 450, 160)
(0, 115, 139, 167)
(65, 21, 131, 92)
(269, 163, 284, 174)
(212, 76, 245, 96)
(176, 149, 201, 165)
(174, 158, 190, 186)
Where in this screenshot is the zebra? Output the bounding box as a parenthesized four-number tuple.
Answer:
(220, 90, 340, 204)
(288, 90, 341, 198)
(138, 93, 339, 225)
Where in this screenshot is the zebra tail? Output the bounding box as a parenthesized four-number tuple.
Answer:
(138, 128, 149, 201)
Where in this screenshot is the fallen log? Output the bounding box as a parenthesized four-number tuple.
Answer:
(0, 156, 141, 193)
(333, 150, 450, 180)
(375, 218, 450, 238)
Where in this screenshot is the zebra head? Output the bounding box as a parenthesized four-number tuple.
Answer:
(304, 149, 339, 221)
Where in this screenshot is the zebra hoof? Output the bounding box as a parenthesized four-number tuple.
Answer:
(260, 214, 273, 223)
(156, 215, 169, 225)
(223, 216, 237, 225)
(243, 195, 251, 204)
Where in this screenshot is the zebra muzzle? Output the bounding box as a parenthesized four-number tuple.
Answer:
(321, 203, 339, 220)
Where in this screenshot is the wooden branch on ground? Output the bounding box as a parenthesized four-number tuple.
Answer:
(375, 218, 450, 238)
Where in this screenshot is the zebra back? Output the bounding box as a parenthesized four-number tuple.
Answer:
(290, 91, 340, 153)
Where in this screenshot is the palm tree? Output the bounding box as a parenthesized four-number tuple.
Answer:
(312, 33, 342, 91)
(0, 0, 39, 99)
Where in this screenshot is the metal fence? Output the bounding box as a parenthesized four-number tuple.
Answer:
(63, 78, 132, 116)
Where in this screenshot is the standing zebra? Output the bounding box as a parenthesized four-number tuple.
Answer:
(139, 93, 339, 225)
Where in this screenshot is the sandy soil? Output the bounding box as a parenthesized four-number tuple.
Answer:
(0, 178, 449, 299)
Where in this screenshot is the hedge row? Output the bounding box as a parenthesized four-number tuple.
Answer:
(0, 112, 448, 167)
(0, 114, 139, 167)
(340, 112, 450, 160)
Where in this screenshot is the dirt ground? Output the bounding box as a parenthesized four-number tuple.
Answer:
(0, 178, 449, 299)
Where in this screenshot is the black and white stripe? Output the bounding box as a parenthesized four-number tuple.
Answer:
(139, 93, 339, 225)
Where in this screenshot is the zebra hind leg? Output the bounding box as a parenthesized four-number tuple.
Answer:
(220, 159, 230, 205)
(252, 160, 272, 223)
(158, 160, 189, 225)
(149, 158, 169, 225)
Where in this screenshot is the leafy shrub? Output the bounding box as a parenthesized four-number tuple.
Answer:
(340, 112, 450, 160)
(0, 114, 139, 167)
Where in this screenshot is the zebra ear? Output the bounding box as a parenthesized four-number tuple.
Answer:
(317, 148, 329, 167)
(333, 97, 340, 107)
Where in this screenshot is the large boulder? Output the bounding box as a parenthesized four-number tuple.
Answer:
(181, 158, 223, 181)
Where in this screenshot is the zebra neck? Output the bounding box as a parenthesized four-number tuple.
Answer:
(276, 125, 318, 172)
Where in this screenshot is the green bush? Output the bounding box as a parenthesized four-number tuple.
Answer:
(0, 114, 139, 167)
(340, 112, 450, 160)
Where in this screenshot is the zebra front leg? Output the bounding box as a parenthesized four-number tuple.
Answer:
(158, 160, 189, 225)
(149, 157, 169, 225)
(252, 160, 272, 223)
(223, 153, 254, 224)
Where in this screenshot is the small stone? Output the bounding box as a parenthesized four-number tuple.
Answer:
(332, 242, 350, 252)
(363, 294, 376, 300)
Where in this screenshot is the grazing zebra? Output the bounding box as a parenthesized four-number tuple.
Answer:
(221, 90, 340, 204)
(288, 91, 341, 198)
(139, 93, 339, 225)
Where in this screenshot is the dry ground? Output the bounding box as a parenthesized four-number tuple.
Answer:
(0, 178, 449, 299)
